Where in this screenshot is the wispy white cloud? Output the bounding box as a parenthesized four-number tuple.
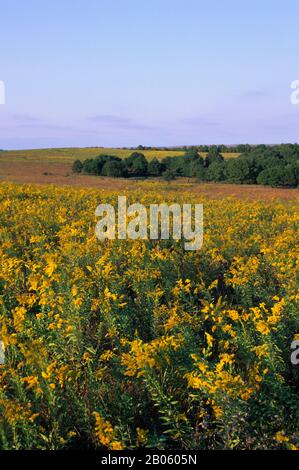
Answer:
(87, 114, 154, 131)
(179, 116, 221, 127)
(241, 90, 271, 99)
(13, 113, 41, 122)
(17, 122, 72, 131)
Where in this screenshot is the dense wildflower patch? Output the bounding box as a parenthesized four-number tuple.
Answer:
(0, 183, 298, 449)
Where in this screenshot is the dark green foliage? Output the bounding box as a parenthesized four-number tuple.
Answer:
(257, 163, 299, 187)
(161, 150, 204, 178)
(206, 161, 227, 181)
(226, 157, 260, 184)
(189, 159, 206, 180)
(205, 146, 224, 167)
(272, 143, 299, 163)
(162, 169, 176, 181)
(75, 145, 299, 186)
(72, 159, 83, 173)
(148, 157, 164, 176)
(184, 148, 202, 159)
(82, 158, 98, 174)
(257, 166, 285, 187)
(124, 152, 148, 177)
(101, 159, 127, 178)
(82, 154, 122, 176)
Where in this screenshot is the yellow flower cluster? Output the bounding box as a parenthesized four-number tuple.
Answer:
(121, 335, 183, 377)
(93, 412, 124, 450)
(0, 182, 297, 450)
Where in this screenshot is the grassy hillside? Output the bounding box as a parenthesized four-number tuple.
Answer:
(0, 147, 239, 164)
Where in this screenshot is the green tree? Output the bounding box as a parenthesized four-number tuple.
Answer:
(125, 152, 148, 176)
(72, 159, 83, 173)
(82, 155, 122, 175)
(226, 157, 259, 184)
(162, 169, 176, 181)
(186, 158, 204, 178)
(206, 161, 227, 181)
(205, 147, 224, 167)
(257, 164, 298, 187)
(148, 157, 163, 176)
(101, 160, 126, 177)
(82, 158, 98, 174)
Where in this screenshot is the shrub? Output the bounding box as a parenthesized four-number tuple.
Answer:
(206, 161, 227, 182)
(205, 147, 224, 167)
(125, 152, 148, 177)
(148, 158, 163, 176)
(83, 155, 122, 175)
(257, 164, 298, 187)
(101, 159, 126, 178)
(226, 157, 259, 184)
(162, 169, 176, 181)
(72, 159, 83, 173)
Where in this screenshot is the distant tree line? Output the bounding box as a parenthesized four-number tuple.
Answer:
(72, 144, 299, 187)
(124, 144, 269, 153)
(72, 152, 154, 178)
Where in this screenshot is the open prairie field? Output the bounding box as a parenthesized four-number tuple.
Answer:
(0, 147, 239, 163)
(1, 148, 298, 201)
(0, 182, 298, 450)
(0, 150, 298, 451)
(2, 0, 299, 456)
(0, 147, 186, 163)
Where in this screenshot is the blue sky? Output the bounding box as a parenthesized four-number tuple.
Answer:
(0, 0, 298, 149)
